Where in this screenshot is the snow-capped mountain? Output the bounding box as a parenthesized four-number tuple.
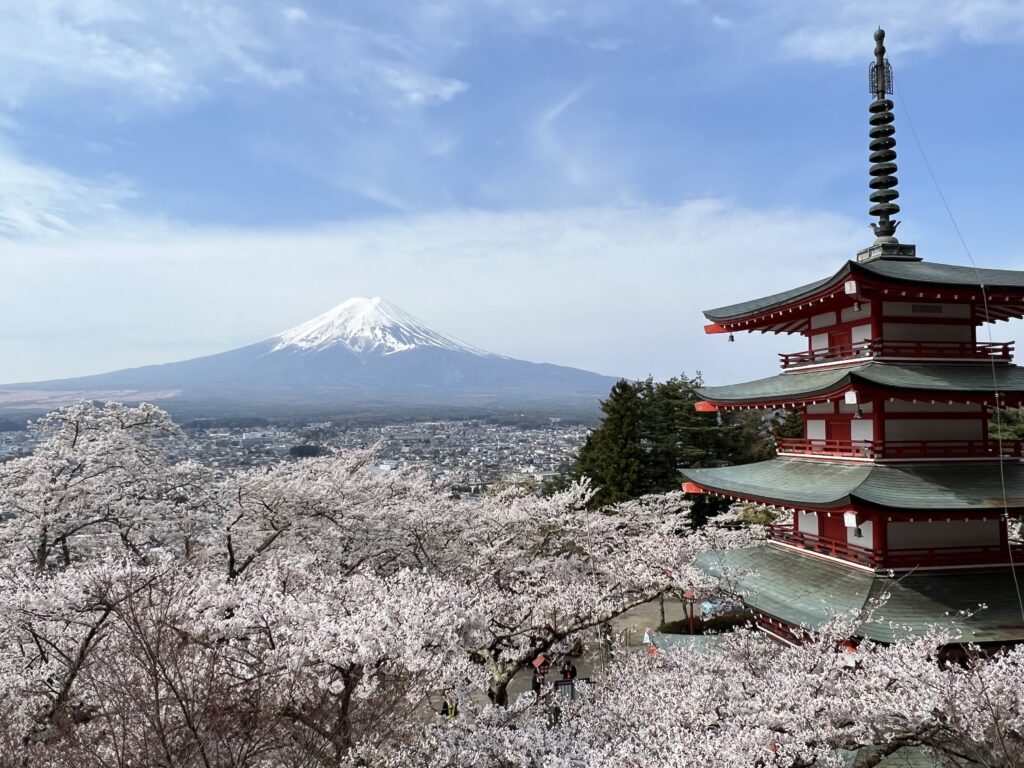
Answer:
(0, 298, 618, 420)
(272, 297, 490, 356)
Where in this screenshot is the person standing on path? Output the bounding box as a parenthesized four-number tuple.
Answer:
(560, 659, 577, 681)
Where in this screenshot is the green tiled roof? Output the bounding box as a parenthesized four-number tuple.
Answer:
(696, 365, 860, 403)
(681, 459, 1024, 510)
(704, 273, 839, 322)
(697, 544, 1024, 643)
(862, 258, 1024, 290)
(704, 258, 1024, 323)
(695, 362, 1024, 404)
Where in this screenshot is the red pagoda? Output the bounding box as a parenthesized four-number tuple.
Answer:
(683, 29, 1024, 646)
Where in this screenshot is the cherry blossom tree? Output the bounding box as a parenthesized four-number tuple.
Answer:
(1, 401, 1022, 768)
(0, 402, 208, 569)
(398, 613, 1024, 768)
(0, 553, 478, 766)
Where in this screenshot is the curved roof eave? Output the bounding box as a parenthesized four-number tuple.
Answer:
(702, 262, 851, 323)
(694, 362, 1024, 406)
(682, 459, 1024, 511)
(702, 258, 1024, 325)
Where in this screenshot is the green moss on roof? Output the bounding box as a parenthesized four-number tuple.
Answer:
(697, 544, 1024, 643)
(681, 459, 1024, 510)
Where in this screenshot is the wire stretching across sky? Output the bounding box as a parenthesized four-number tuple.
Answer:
(896, 80, 1024, 627)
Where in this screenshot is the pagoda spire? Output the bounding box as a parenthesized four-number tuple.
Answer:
(868, 27, 900, 243)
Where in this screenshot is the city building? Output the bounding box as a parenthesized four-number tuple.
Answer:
(682, 29, 1024, 647)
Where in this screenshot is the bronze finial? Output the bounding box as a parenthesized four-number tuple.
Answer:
(868, 27, 900, 243)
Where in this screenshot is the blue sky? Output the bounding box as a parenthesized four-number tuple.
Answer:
(3, 0, 1024, 386)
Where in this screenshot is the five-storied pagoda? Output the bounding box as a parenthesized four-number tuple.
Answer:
(682, 28, 1024, 646)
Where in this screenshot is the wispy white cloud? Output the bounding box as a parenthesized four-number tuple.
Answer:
(0, 1, 480, 111)
(530, 85, 637, 201)
(0, 1, 305, 105)
(376, 65, 468, 107)
(535, 87, 593, 188)
(282, 6, 309, 23)
(0, 140, 136, 238)
(770, 0, 1024, 62)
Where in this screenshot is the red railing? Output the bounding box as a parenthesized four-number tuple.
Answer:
(769, 525, 877, 566)
(769, 525, 1024, 569)
(779, 340, 1013, 369)
(775, 438, 1024, 460)
(776, 438, 876, 458)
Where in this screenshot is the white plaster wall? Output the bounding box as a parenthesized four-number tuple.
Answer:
(851, 324, 873, 344)
(882, 322, 972, 342)
(850, 419, 874, 442)
(838, 402, 872, 415)
(806, 420, 826, 440)
(840, 303, 871, 323)
(807, 403, 835, 414)
(887, 519, 1000, 549)
(884, 419, 983, 441)
(848, 520, 873, 547)
(810, 332, 828, 351)
(798, 511, 819, 535)
(884, 401, 982, 413)
(810, 312, 837, 329)
(882, 301, 972, 319)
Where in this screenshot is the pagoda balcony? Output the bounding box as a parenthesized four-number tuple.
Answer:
(775, 437, 1024, 461)
(768, 525, 878, 566)
(768, 526, 1024, 569)
(779, 339, 1013, 370)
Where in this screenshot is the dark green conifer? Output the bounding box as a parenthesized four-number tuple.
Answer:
(574, 374, 774, 522)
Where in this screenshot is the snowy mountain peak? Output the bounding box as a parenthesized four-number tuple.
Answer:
(272, 297, 489, 356)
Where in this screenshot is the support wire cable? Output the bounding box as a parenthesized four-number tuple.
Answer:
(896, 81, 1024, 626)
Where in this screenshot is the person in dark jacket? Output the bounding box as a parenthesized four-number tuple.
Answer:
(560, 659, 578, 681)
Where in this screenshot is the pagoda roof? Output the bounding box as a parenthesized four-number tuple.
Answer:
(704, 257, 1024, 325)
(697, 544, 1024, 643)
(681, 458, 1024, 511)
(695, 361, 1024, 407)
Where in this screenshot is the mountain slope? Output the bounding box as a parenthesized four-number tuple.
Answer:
(0, 298, 618, 419)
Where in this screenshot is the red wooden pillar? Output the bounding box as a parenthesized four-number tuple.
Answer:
(875, 396, 885, 453)
(874, 513, 888, 564)
(870, 300, 882, 346)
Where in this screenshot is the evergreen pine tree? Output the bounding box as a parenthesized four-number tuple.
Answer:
(771, 409, 804, 440)
(575, 379, 648, 506)
(574, 373, 775, 521)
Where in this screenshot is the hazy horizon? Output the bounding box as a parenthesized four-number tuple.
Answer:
(3, 1, 1023, 389)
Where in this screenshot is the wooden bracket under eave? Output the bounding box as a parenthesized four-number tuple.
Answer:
(704, 323, 730, 334)
(694, 401, 719, 412)
(681, 482, 704, 494)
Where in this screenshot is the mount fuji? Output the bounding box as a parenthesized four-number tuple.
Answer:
(0, 298, 619, 421)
